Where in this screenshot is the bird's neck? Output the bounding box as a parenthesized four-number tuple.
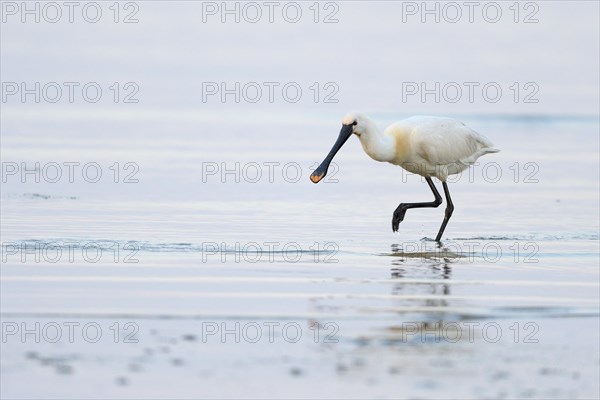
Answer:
(359, 121, 396, 162)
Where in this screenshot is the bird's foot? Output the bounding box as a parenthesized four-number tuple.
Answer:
(392, 209, 407, 232)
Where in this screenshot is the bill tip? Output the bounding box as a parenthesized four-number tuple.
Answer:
(310, 173, 323, 184)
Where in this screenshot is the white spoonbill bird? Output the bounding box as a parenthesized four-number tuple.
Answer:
(310, 112, 499, 241)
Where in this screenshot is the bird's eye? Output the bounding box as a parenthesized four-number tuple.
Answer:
(352, 121, 358, 126)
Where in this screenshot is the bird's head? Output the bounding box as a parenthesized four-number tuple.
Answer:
(310, 111, 367, 184)
(341, 111, 369, 137)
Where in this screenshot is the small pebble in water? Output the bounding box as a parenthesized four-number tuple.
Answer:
(39, 358, 52, 366)
(128, 363, 142, 373)
(336, 363, 348, 373)
(116, 376, 129, 386)
(539, 367, 558, 375)
(55, 364, 73, 375)
(353, 358, 365, 367)
(182, 334, 197, 342)
(171, 358, 184, 366)
(491, 370, 510, 381)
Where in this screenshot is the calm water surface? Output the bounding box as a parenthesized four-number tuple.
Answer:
(1, 115, 598, 399)
(1, 1, 599, 397)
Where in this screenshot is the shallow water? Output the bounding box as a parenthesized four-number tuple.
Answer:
(2, 115, 599, 399)
(2, 1, 600, 398)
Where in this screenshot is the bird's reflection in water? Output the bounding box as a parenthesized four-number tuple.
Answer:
(383, 242, 470, 344)
(389, 242, 453, 308)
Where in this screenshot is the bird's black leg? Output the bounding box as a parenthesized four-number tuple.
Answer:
(434, 181, 454, 242)
(392, 177, 442, 232)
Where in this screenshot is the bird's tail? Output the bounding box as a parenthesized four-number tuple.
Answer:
(484, 147, 500, 154)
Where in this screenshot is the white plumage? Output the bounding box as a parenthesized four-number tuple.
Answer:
(311, 112, 500, 241)
(346, 112, 499, 181)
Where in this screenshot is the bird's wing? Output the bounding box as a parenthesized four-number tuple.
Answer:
(412, 119, 494, 166)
